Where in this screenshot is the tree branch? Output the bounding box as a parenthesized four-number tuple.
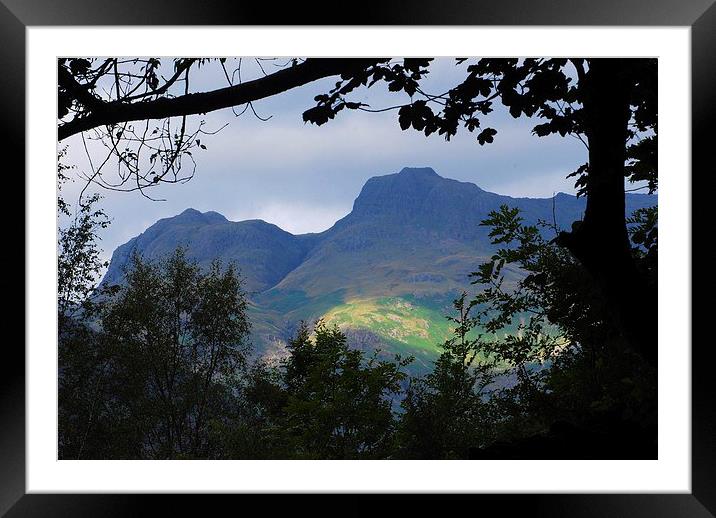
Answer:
(58, 65, 103, 111)
(58, 58, 384, 141)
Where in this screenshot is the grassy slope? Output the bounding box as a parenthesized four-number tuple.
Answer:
(246, 292, 453, 369)
(248, 287, 554, 375)
(322, 297, 451, 354)
(249, 292, 486, 372)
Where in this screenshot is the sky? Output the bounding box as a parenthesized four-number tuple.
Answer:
(61, 58, 588, 262)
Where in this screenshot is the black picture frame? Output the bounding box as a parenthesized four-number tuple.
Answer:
(2, 1, 712, 515)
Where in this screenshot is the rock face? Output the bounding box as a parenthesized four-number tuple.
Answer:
(102, 167, 657, 366)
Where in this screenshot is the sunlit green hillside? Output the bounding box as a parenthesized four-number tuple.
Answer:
(322, 296, 449, 355)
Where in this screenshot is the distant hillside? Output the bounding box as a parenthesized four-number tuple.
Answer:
(103, 208, 319, 293)
(103, 167, 657, 371)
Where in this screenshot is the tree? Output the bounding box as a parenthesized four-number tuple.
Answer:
(398, 293, 496, 459)
(467, 205, 657, 457)
(210, 359, 291, 459)
(262, 321, 410, 459)
(57, 149, 112, 325)
(93, 248, 251, 458)
(58, 151, 117, 459)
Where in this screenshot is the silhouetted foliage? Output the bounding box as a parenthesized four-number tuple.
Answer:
(398, 293, 497, 459)
(466, 205, 657, 457)
(59, 248, 417, 459)
(627, 205, 658, 284)
(57, 149, 112, 325)
(58, 152, 120, 459)
(57, 222, 656, 459)
(219, 322, 411, 459)
(59, 249, 251, 459)
(279, 321, 410, 458)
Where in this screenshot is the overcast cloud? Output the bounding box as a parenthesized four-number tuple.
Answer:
(61, 58, 588, 261)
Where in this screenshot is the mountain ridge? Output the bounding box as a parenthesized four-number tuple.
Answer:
(103, 165, 656, 298)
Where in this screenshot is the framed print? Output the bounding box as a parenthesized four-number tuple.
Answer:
(2, 0, 714, 515)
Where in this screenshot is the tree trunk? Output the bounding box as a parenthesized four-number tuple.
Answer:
(558, 59, 657, 366)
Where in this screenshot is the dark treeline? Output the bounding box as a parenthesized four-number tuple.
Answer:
(58, 186, 657, 459)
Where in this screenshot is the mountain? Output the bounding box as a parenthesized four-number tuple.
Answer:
(102, 167, 657, 371)
(103, 208, 319, 293)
